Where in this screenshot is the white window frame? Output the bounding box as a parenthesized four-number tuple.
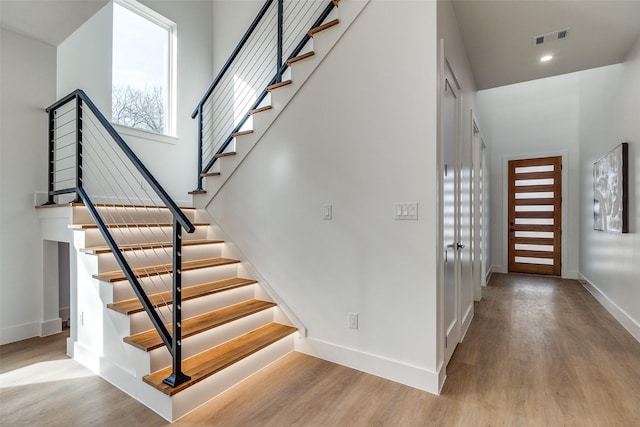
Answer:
(112, 0, 177, 137)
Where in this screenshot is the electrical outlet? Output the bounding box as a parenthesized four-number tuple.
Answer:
(348, 312, 358, 329)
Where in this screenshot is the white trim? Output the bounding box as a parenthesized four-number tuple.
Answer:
(0, 319, 62, 345)
(0, 322, 41, 345)
(501, 150, 569, 277)
(460, 304, 474, 341)
(295, 336, 441, 395)
(41, 318, 62, 336)
(112, 123, 178, 145)
(579, 273, 640, 343)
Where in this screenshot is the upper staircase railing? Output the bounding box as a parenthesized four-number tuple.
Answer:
(192, 0, 338, 191)
(45, 89, 194, 388)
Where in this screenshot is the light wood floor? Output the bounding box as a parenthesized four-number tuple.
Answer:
(1, 273, 639, 426)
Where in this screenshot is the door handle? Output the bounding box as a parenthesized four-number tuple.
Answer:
(456, 242, 465, 250)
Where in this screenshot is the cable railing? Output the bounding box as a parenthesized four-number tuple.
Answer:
(45, 89, 194, 388)
(192, 0, 337, 191)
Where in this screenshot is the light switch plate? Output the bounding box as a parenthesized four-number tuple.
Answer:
(322, 204, 332, 220)
(394, 202, 418, 220)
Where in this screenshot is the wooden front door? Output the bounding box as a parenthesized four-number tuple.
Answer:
(508, 156, 562, 275)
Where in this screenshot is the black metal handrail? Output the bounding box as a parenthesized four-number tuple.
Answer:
(45, 89, 193, 387)
(192, 0, 337, 191)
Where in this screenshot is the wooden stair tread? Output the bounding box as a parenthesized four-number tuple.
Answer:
(125, 299, 277, 351)
(215, 151, 236, 158)
(81, 239, 223, 255)
(266, 80, 292, 91)
(286, 51, 315, 65)
(69, 222, 209, 230)
(107, 277, 257, 315)
(231, 130, 254, 138)
(143, 323, 297, 395)
(308, 19, 339, 37)
(200, 172, 221, 178)
(250, 105, 272, 115)
(71, 202, 195, 210)
(93, 257, 240, 282)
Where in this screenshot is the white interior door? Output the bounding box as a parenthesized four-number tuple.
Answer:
(442, 66, 460, 365)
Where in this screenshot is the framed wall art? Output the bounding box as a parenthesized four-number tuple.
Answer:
(593, 142, 629, 233)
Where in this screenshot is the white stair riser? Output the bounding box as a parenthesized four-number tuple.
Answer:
(127, 284, 258, 335)
(110, 263, 240, 301)
(72, 206, 198, 225)
(147, 308, 276, 372)
(82, 226, 210, 247)
(94, 243, 224, 273)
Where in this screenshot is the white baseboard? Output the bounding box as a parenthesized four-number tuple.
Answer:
(295, 336, 440, 395)
(486, 265, 497, 284)
(579, 273, 640, 343)
(41, 318, 62, 336)
(564, 270, 579, 280)
(460, 304, 474, 341)
(0, 319, 62, 345)
(0, 321, 40, 345)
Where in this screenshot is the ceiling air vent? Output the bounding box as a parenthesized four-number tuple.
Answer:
(533, 27, 571, 46)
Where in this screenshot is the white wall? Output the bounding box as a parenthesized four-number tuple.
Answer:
(476, 73, 581, 278)
(578, 36, 640, 340)
(56, 1, 214, 203)
(0, 29, 57, 344)
(212, 0, 263, 72)
(209, 0, 442, 392)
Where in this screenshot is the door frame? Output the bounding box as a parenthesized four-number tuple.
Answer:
(501, 151, 569, 277)
(470, 111, 485, 301)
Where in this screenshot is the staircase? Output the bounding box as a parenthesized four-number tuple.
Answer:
(40, 0, 370, 421)
(191, 0, 369, 207)
(69, 202, 297, 420)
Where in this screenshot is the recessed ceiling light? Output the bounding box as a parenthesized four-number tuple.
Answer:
(540, 55, 553, 62)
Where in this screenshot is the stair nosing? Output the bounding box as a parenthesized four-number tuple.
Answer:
(286, 51, 315, 65)
(308, 18, 339, 37)
(124, 299, 277, 351)
(215, 151, 236, 158)
(266, 80, 292, 91)
(231, 130, 254, 138)
(200, 172, 221, 178)
(250, 105, 273, 115)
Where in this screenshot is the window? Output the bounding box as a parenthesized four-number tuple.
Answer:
(112, 0, 176, 136)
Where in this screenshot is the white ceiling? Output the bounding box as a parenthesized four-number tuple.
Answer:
(0, 0, 108, 47)
(452, 0, 640, 90)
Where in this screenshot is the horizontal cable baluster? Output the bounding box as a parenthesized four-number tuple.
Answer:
(193, 0, 337, 185)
